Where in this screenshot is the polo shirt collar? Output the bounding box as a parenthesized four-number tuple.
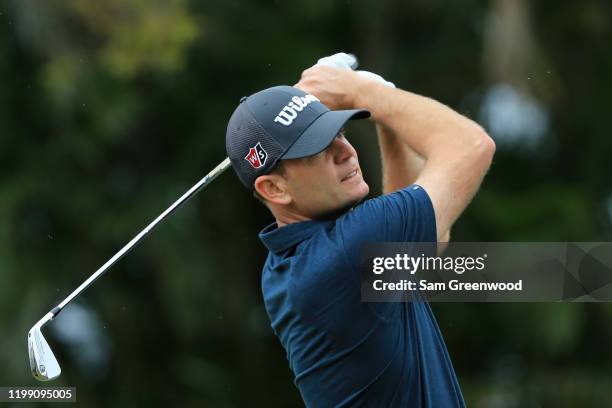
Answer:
(259, 220, 332, 254)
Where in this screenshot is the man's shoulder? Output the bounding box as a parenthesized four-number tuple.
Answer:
(332, 184, 437, 266)
(347, 184, 432, 215)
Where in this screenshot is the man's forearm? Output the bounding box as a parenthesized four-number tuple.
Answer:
(353, 80, 486, 160)
(376, 123, 425, 194)
(377, 122, 452, 248)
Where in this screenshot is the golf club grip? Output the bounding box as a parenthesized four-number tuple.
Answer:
(52, 157, 232, 315)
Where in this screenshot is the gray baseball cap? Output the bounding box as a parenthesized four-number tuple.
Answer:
(225, 85, 370, 189)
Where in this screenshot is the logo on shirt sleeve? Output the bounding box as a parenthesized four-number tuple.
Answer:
(244, 142, 268, 169)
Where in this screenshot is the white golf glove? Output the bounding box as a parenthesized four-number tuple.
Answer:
(316, 52, 359, 70)
(316, 52, 396, 88)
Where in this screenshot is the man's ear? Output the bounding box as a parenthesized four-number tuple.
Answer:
(254, 174, 292, 205)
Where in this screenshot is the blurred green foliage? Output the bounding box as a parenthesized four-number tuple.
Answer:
(1, 0, 611, 406)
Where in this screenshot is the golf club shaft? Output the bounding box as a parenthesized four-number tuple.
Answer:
(50, 158, 232, 316)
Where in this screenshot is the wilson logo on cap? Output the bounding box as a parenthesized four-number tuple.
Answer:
(273, 94, 320, 126)
(244, 142, 268, 169)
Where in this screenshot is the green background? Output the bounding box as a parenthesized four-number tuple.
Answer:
(1, 0, 611, 406)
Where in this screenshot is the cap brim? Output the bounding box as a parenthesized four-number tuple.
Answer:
(280, 109, 370, 160)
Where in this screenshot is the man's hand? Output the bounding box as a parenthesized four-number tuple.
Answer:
(294, 52, 394, 110)
(294, 65, 363, 110)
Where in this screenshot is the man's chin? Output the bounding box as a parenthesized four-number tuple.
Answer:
(356, 181, 370, 199)
(318, 184, 370, 220)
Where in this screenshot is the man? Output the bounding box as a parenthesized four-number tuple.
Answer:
(225, 54, 495, 407)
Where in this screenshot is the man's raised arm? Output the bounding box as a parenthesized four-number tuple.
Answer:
(296, 66, 495, 241)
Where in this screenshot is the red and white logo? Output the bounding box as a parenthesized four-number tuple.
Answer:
(244, 142, 268, 169)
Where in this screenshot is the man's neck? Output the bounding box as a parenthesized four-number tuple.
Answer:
(275, 214, 312, 228)
(270, 204, 313, 227)
(273, 204, 356, 228)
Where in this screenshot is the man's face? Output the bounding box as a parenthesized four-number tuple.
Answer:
(281, 130, 370, 219)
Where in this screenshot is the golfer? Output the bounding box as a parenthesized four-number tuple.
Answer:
(225, 55, 495, 407)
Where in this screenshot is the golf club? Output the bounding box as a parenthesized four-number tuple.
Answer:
(28, 157, 231, 381)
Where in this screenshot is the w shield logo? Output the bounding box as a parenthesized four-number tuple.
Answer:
(244, 142, 268, 169)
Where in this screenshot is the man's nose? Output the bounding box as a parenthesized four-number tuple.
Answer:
(332, 137, 354, 164)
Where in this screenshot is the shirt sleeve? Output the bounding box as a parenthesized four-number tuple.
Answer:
(335, 184, 438, 272)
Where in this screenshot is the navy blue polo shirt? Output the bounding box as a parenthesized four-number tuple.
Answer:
(259, 185, 465, 408)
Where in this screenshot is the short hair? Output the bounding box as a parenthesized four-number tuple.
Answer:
(252, 161, 287, 205)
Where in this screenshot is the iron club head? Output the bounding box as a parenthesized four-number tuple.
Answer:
(28, 312, 61, 381)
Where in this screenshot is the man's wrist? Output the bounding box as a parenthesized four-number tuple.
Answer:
(351, 78, 388, 117)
